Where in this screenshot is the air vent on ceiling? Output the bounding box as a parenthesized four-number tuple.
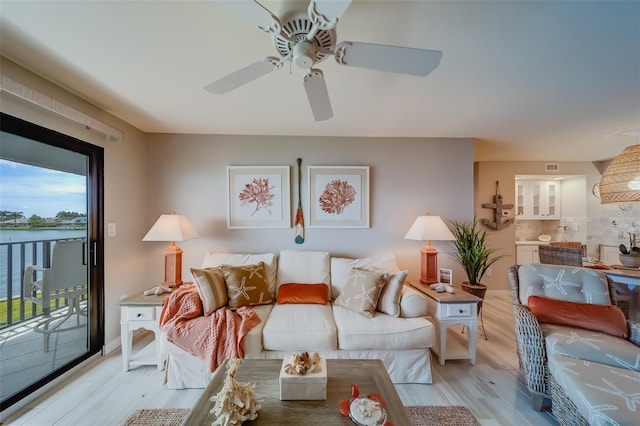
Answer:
(545, 163, 560, 172)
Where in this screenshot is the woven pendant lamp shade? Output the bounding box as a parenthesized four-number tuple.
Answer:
(600, 144, 640, 204)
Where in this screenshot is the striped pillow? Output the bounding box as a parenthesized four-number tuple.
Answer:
(190, 267, 228, 315)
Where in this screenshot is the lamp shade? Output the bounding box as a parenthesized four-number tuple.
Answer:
(404, 215, 455, 241)
(142, 214, 199, 242)
(600, 144, 640, 204)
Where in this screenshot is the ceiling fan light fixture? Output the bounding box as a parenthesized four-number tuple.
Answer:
(293, 41, 316, 68)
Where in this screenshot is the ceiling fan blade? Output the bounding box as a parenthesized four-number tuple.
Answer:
(312, 0, 351, 23)
(334, 41, 442, 77)
(205, 57, 281, 94)
(303, 69, 333, 121)
(219, 0, 279, 30)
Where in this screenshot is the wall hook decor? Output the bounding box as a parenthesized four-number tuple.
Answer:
(481, 181, 514, 230)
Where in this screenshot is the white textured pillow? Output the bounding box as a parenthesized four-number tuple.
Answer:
(376, 270, 408, 317)
(190, 267, 228, 315)
(334, 267, 386, 317)
(330, 253, 397, 299)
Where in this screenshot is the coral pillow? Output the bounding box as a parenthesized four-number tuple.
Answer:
(220, 262, 273, 309)
(528, 295, 628, 339)
(277, 283, 329, 304)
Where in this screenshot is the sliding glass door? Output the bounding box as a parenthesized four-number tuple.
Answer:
(0, 113, 104, 410)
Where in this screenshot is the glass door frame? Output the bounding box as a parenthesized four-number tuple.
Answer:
(0, 112, 104, 411)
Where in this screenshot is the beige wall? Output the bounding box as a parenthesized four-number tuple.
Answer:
(1, 57, 149, 349)
(474, 161, 602, 292)
(144, 134, 475, 290)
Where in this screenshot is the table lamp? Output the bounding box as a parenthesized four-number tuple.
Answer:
(143, 212, 199, 287)
(405, 213, 455, 285)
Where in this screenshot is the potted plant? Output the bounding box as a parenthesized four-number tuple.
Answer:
(450, 216, 506, 300)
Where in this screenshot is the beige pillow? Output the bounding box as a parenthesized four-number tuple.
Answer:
(334, 267, 386, 317)
(220, 262, 273, 309)
(190, 267, 228, 315)
(377, 270, 408, 317)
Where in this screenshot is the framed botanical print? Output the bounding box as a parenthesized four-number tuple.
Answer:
(308, 166, 370, 228)
(227, 166, 291, 228)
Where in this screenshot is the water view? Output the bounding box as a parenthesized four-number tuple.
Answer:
(0, 229, 86, 298)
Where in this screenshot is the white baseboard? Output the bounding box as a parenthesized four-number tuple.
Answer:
(104, 337, 121, 355)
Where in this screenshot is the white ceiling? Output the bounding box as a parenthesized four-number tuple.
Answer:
(1, 0, 639, 162)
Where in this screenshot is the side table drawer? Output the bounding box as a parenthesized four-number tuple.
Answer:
(125, 306, 156, 321)
(446, 303, 471, 317)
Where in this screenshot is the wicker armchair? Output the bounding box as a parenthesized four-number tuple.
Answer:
(507, 263, 640, 417)
(537, 245, 582, 267)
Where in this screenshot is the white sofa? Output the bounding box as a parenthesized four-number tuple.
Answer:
(161, 250, 435, 389)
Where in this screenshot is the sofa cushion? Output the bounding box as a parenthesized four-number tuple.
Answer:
(517, 264, 611, 306)
(243, 304, 273, 355)
(399, 285, 429, 318)
(334, 268, 386, 317)
(377, 270, 408, 317)
(276, 250, 330, 295)
(541, 323, 640, 372)
(330, 253, 397, 299)
(220, 262, 273, 309)
(262, 304, 337, 351)
(200, 251, 278, 295)
(332, 305, 435, 350)
(548, 351, 640, 426)
(529, 295, 628, 339)
(190, 267, 228, 315)
(277, 283, 329, 305)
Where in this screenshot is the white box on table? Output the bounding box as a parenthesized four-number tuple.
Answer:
(279, 357, 327, 400)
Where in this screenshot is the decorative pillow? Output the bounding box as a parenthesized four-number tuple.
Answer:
(190, 267, 228, 315)
(376, 270, 408, 317)
(277, 283, 329, 305)
(330, 253, 397, 299)
(528, 295, 629, 339)
(220, 262, 273, 309)
(334, 267, 386, 317)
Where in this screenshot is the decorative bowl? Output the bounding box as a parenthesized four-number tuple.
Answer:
(339, 384, 392, 426)
(538, 235, 552, 242)
(619, 253, 640, 268)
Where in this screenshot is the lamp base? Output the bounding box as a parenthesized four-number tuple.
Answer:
(163, 243, 183, 288)
(419, 245, 438, 285)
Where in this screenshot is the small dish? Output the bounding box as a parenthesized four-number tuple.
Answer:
(538, 235, 551, 242)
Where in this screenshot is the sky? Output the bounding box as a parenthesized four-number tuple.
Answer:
(0, 159, 86, 218)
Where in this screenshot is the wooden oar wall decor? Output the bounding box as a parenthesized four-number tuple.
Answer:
(295, 158, 305, 243)
(481, 180, 514, 230)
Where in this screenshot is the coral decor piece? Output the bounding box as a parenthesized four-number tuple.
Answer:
(283, 351, 322, 375)
(319, 180, 356, 214)
(238, 178, 275, 216)
(209, 359, 261, 426)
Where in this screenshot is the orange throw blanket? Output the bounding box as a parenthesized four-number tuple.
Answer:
(159, 285, 261, 372)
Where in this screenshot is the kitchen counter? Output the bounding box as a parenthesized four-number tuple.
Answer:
(516, 241, 551, 246)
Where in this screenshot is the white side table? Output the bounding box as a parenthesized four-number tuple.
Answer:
(407, 281, 482, 366)
(119, 293, 168, 371)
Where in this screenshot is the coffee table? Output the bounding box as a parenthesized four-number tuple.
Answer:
(182, 359, 410, 425)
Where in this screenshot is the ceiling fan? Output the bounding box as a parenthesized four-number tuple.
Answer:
(205, 0, 442, 121)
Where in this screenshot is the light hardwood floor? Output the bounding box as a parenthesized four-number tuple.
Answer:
(2, 295, 557, 426)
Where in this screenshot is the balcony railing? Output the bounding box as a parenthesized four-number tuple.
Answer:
(0, 237, 86, 329)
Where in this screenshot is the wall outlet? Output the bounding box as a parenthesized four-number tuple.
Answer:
(107, 223, 117, 237)
(486, 267, 493, 276)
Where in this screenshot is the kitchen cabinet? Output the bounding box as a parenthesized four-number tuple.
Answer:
(517, 245, 541, 264)
(599, 245, 620, 266)
(515, 180, 560, 219)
